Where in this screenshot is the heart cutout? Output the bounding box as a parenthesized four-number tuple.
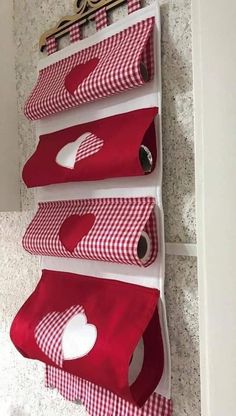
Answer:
(35, 305, 85, 367)
(62, 313, 97, 360)
(65, 58, 99, 94)
(59, 213, 95, 253)
(56, 132, 103, 170)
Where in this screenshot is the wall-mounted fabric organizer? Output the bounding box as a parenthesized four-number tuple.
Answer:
(24, 17, 154, 120)
(22, 107, 158, 187)
(10, 269, 164, 407)
(11, 2, 172, 415)
(22, 197, 157, 267)
(32, 2, 171, 409)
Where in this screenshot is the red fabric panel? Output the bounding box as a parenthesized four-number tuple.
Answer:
(22, 108, 158, 188)
(46, 367, 173, 416)
(58, 213, 96, 252)
(10, 269, 164, 406)
(22, 197, 158, 267)
(64, 58, 100, 93)
(24, 17, 154, 120)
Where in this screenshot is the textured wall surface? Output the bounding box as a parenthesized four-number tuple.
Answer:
(0, 0, 199, 415)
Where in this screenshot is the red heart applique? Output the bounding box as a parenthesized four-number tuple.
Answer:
(65, 58, 99, 94)
(59, 213, 95, 253)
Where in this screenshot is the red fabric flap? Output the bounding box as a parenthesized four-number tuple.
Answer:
(22, 197, 158, 267)
(22, 108, 158, 188)
(10, 269, 164, 406)
(24, 17, 155, 120)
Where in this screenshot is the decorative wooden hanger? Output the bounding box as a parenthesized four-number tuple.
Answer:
(39, 0, 127, 51)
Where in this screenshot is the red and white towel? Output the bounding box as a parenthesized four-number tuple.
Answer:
(46, 366, 173, 416)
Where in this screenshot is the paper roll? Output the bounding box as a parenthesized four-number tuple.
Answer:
(137, 231, 152, 264)
(128, 338, 144, 386)
(140, 62, 149, 82)
(139, 145, 153, 174)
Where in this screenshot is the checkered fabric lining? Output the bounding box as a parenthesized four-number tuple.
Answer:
(95, 8, 108, 31)
(69, 23, 82, 43)
(128, 0, 141, 14)
(35, 305, 84, 367)
(75, 133, 104, 163)
(46, 37, 58, 55)
(46, 366, 173, 416)
(24, 17, 154, 120)
(22, 197, 158, 267)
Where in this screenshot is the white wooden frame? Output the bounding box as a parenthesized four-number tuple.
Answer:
(192, 0, 236, 414)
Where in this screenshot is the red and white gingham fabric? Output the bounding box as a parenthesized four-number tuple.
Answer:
(69, 23, 82, 43)
(35, 305, 84, 367)
(24, 17, 154, 120)
(128, 0, 141, 14)
(46, 366, 173, 416)
(75, 133, 104, 163)
(95, 8, 108, 31)
(22, 197, 158, 267)
(141, 32, 154, 83)
(46, 37, 58, 55)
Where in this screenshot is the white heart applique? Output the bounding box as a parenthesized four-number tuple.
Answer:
(62, 313, 97, 360)
(56, 132, 104, 169)
(35, 305, 97, 367)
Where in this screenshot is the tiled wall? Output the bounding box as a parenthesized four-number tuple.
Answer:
(0, 1, 200, 415)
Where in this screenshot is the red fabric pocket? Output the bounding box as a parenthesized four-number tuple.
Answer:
(10, 270, 164, 407)
(22, 108, 158, 188)
(22, 197, 158, 267)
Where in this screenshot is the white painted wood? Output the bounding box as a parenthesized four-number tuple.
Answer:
(0, 0, 20, 211)
(192, 0, 236, 414)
